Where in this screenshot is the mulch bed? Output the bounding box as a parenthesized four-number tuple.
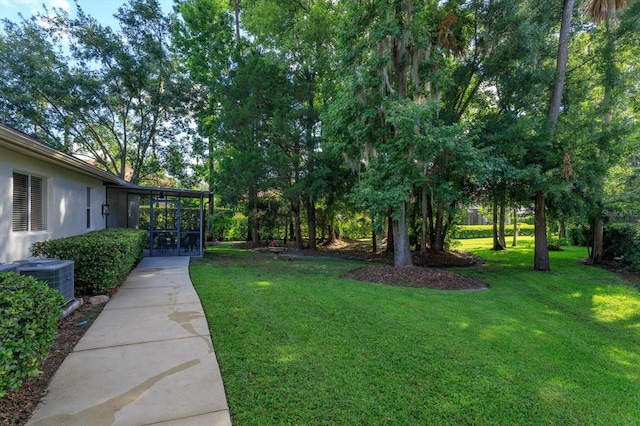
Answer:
(248, 239, 489, 290)
(343, 265, 488, 290)
(0, 300, 105, 426)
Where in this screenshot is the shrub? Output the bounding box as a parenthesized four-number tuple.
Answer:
(0, 272, 64, 397)
(227, 217, 249, 241)
(453, 224, 535, 239)
(548, 237, 570, 251)
(341, 214, 372, 240)
(31, 228, 147, 296)
(603, 224, 640, 272)
(568, 226, 590, 246)
(208, 210, 235, 241)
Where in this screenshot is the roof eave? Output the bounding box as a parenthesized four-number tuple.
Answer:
(106, 183, 209, 198)
(0, 125, 125, 185)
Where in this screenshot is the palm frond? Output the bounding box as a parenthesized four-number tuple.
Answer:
(584, 0, 628, 23)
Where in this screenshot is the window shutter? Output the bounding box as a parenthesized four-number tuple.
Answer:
(30, 176, 44, 231)
(13, 173, 28, 231)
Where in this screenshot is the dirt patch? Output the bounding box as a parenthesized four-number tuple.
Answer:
(0, 300, 104, 426)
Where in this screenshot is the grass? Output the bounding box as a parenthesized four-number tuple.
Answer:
(190, 241, 640, 425)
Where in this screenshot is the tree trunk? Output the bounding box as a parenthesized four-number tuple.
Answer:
(385, 214, 394, 254)
(328, 223, 337, 244)
(590, 201, 607, 265)
(548, 0, 574, 126)
(320, 212, 326, 242)
(432, 201, 446, 252)
(307, 196, 316, 250)
(512, 208, 518, 247)
(499, 201, 506, 248)
(289, 219, 294, 244)
(421, 184, 428, 252)
(294, 203, 303, 250)
(491, 196, 502, 250)
(492, 197, 501, 250)
(491, 197, 506, 251)
(392, 202, 413, 267)
(305, 88, 317, 250)
(207, 193, 214, 238)
(284, 219, 289, 243)
(251, 187, 260, 244)
(589, 5, 619, 264)
(426, 190, 434, 249)
(558, 220, 566, 238)
(207, 154, 214, 237)
(592, 218, 604, 264)
(534, 190, 550, 271)
(372, 229, 377, 253)
(444, 202, 456, 242)
(408, 196, 419, 251)
(233, 0, 240, 44)
(537, 0, 573, 270)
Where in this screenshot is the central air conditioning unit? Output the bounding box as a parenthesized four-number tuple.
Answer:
(0, 263, 19, 274)
(18, 259, 75, 303)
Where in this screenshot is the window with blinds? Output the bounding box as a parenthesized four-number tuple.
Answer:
(86, 187, 92, 228)
(12, 172, 46, 232)
(12, 173, 28, 231)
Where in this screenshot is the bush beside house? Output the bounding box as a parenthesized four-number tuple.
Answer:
(31, 228, 148, 296)
(0, 273, 64, 397)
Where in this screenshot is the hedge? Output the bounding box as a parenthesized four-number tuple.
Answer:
(0, 272, 64, 397)
(453, 224, 535, 239)
(31, 228, 148, 296)
(603, 223, 640, 272)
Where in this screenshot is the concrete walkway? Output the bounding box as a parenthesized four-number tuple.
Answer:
(27, 257, 231, 426)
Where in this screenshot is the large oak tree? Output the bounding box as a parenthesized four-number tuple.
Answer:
(0, 0, 194, 184)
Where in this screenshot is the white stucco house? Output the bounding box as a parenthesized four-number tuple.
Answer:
(0, 124, 206, 263)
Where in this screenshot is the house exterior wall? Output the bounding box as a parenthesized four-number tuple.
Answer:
(0, 148, 108, 263)
(463, 207, 491, 225)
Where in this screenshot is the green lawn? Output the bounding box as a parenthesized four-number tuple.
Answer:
(190, 241, 640, 425)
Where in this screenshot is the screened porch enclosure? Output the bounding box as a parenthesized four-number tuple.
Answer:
(106, 186, 206, 257)
(143, 195, 202, 256)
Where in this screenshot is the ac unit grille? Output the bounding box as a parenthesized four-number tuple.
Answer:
(18, 259, 75, 303)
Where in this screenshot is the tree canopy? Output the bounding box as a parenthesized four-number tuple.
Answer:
(1, 0, 639, 268)
(0, 0, 194, 185)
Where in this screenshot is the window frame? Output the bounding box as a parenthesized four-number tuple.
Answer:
(12, 172, 47, 232)
(86, 186, 92, 229)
